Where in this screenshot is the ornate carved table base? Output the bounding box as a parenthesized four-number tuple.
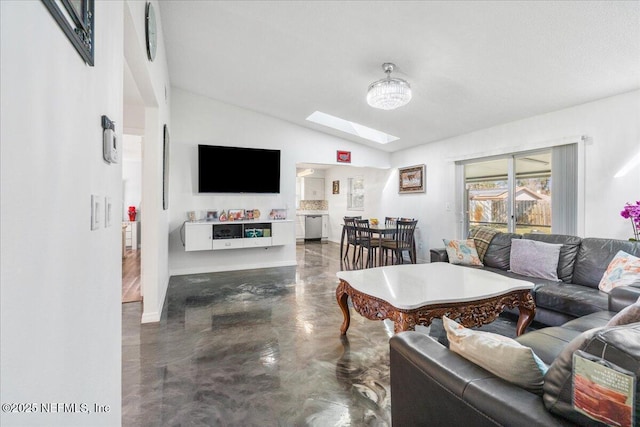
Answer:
(336, 279, 535, 336)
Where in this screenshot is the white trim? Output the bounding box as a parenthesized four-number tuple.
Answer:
(140, 274, 169, 323)
(446, 135, 584, 162)
(576, 137, 587, 237)
(169, 260, 298, 277)
(141, 311, 161, 323)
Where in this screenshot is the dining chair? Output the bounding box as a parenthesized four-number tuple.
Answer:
(355, 219, 378, 269)
(341, 216, 361, 269)
(377, 217, 399, 261)
(381, 219, 418, 265)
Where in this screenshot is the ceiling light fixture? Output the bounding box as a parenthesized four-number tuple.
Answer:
(297, 168, 315, 177)
(367, 63, 412, 110)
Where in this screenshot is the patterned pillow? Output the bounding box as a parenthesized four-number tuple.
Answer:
(443, 239, 483, 266)
(509, 238, 562, 281)
(598, 251, 640, 293)
(606, 296, 640, 326)
(443, 316, 548, 394)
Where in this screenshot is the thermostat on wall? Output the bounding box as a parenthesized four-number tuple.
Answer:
(101, 115, 118, 164)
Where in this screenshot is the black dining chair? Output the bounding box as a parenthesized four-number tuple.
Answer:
(381, 219, 418, 265)
(341, 216, 361, 270)
(355, 219, 378, 269)
(377, 217, 399, 262)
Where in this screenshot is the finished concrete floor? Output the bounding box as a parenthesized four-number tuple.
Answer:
(122, 242, 394, 426)
(122, 241, 529, 426)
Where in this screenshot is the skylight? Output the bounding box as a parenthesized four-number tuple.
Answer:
(306, 111, 399, 144)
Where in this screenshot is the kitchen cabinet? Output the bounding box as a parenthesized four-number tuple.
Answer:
(322, 215, 329, 239)
(123, 221, 138, 249)
(302, 178, 324, 200)
(295, 215, 305, 243)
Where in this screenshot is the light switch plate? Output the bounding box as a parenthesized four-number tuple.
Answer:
(91, 194, 102, 230)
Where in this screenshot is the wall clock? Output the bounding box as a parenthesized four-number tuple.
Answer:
(145, 2, 157, 62)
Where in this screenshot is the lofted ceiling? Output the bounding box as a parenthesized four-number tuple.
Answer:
(158, 1, 640, 153)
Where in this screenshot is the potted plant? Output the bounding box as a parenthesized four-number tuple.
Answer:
(620, 201, 640, 241)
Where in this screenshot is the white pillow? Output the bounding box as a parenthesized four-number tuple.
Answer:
(598, 250, 640, 293)
(443, 316, 548, 394)
(509, 238, 562, 281)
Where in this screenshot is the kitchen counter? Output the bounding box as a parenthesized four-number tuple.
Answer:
(296, 210, 329, 215)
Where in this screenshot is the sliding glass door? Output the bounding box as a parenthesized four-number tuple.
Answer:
(463, 150, 553, 234)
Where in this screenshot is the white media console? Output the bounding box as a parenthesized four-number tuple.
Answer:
(184, 220, 294, 251)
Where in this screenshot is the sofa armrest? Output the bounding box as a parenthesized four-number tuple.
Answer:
(430, 248, 449, 263)
(608, 284, 640, 312)
(390, 332, 573, 427)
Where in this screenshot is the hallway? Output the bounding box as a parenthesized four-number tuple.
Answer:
(122, 249, 141, 303)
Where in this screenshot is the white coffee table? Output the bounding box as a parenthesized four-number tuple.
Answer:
(336, 263, 535, 336)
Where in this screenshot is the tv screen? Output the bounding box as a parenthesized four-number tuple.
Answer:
(198, 145, 281, 193)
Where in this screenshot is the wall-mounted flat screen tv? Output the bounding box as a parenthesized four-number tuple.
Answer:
(198, 145, 281, 193)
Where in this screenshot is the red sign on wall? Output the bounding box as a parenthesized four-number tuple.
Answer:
(337, 150, 351, 163)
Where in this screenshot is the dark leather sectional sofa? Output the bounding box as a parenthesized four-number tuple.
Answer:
(430, 233, 640, 326)
(390, 233, 640, 426)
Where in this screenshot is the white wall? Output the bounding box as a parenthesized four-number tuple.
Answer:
(122, 1, 172, 323)
(387, 90, 640, 260)
(0, 2, 124, 425)
(168, 88, 390, 275)
(324, 165, 393, 239)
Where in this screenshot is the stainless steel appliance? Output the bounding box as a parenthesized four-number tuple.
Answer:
(305, 215, 322, 240)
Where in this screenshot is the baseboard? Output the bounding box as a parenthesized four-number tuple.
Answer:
(141, 311, 160, 323)
(140, 275, 169, 324)
(169, 260, 298, 277)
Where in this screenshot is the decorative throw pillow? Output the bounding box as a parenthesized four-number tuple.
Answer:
(443, 239, 483, 266)
(598, 250, 640, 293)
(509, 238, 562, 281)
(606, 296, 640, 327)
(442, 316, 548, 394)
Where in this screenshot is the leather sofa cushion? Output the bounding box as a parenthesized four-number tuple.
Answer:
(543, 323, 640, 425)
(609, 285, 640, 312)
(483, 232, 521, 270)
(535, 282, 608, 318)
(513, 312, 617, 364)
(515, 326, 584, 365)
(523, 233, 582, 283)
(560, 311, 615, 331)
(572, 238, 640, 289)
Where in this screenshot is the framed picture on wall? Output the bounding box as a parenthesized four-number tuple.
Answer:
(41, 0, 95, 65)
(332, 180, 340, 194)
(162, 125, 170, 210)
(398, 164, 426, 194)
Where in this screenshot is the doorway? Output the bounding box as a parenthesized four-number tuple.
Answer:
(122, 134, 142, 303)
(122, 56, 144, 303)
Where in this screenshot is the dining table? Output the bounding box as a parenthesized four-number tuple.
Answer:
(340, 220, 418, 269)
